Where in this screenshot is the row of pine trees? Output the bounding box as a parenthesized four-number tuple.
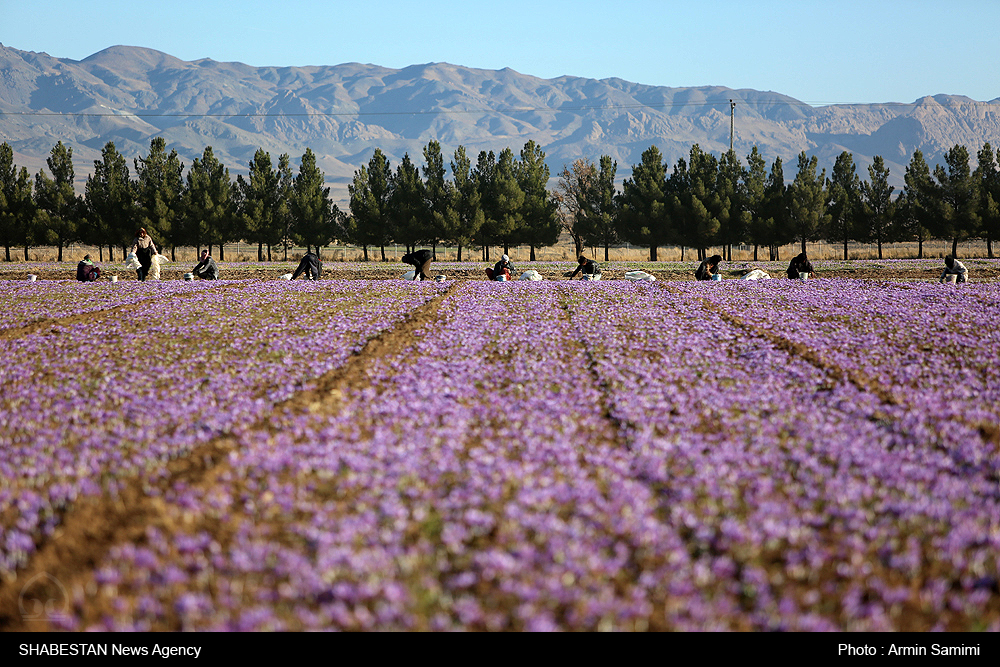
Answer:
(0, 139, 338, 262)
(563, 143, 1000, 262)
(2, 138, 998, 263)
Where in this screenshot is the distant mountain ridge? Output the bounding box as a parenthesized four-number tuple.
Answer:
(2, 43, 999, 202)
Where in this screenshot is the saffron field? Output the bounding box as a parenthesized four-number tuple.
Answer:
(0, 276, 998, 631)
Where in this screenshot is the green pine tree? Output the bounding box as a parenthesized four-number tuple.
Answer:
(0, 143, 36, 262)
(390, 153, 428, 251)
(516, 141, 560, 261)
(671, 144, 723, 259)
(237, 148, 281, 261)
(291, 148, 334, 257)
(974, 143, 1000, 258)
(858, 156, 895, 259)
(743, 146, 768, 261)
(183, 146, 233, 259)
(932, 145, 979, 257)
(825, 151, 861, 260)
(135, 137, 184, 259)
(348, 149, 394, 261)
(787, 152, 829, 254)
(34, 141, 82, 262)
(85, 141, 135, 261)
(617, 145, 671, 261)
(448, 146, 483, 262)
(575, 155, 618, 261)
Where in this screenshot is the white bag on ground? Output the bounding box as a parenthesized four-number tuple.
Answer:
(124, 252, 141, 269)
(741, 269, 771, 281)
(624, 270, 656, 282)
(149, 254, 169, 280)
(280, 273, 293, 280)
(401, 269, 416, 280)
(581, 273, 602, 281)
(519, 270, 542, 281)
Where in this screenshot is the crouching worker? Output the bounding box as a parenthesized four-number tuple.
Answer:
(787, 251, 814, 279)
(696, 255, 723, 281)
(291, 251, 323, 280)
(568, 255, 601, 280)
(486, 254, 513, 281)
(401, 249, 434, 281)
(940, 255, 969, 283)
(192, 250, 219, 280)
(76, 254, 101, 282)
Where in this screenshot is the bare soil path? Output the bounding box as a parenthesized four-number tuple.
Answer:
(0, 284, 457, 631)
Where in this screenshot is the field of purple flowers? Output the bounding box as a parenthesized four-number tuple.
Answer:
(1, 277, 998, 631)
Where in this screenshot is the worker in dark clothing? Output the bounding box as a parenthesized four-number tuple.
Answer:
(786, 252, 815, 279)
(402, 249, 434, 281)
(192, 250, 219, 280)
(76, 254, 101, 282)
(695, 255, 723, 281)
(487, 254, 514, 281)
(568, 255, 601, 280)
(291, 251, 322, 280)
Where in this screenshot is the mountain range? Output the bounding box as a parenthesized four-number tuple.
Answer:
(2, 43, 1000, 204)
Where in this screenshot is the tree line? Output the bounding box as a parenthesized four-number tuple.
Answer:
(0, 139, 344, 262)
(560, 143, 1000, 262)
(2, 137, 998, 263)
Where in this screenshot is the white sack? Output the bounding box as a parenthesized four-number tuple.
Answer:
(742, 269, 771, 281)
(519, 270, 543, 281)
(624, 270, 656, 282)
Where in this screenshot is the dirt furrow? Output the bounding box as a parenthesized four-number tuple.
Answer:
(0, 282, 249, 342)
(698, 297, 1000, 449)
(0, 284, 456, 631)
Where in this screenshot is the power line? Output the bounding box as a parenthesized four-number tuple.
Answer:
(1, 98, 996, 119)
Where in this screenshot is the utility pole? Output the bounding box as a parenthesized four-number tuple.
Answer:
(730, 99, 736, 153)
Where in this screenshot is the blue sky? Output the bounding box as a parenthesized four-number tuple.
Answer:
(3, 0, 998, 105)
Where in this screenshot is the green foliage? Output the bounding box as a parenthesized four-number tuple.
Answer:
(974, 143, 1000, 257)
(0, 142, 36, 260)
(787, 152, 829, 253)
(617, 145, 670, 260)
(291, 148, 335, 254)
(237, 148, 283, 260)
(716, 150, 750, 250)
(390, 153, 427, 248)
(135, 137, 184, 253)
(447, 145, 484, 261)
(516, 141, 560, 258)
(671, 144, 724, 254)
(85, 142, 135, 260)
(574, 155, 619, 260)
(34, 141, 82, 261)
(825, 151, 862, 259)
(348, 149, 394, 258)
(858, 156, 895, 258)
(183, 146, 234, 254)
(475, 149, 524, 257)
(743, 146, 768, 255)
(932, 144, 979, 254)
(10, 135, 1000, 261)
(898, 150, 934, 255)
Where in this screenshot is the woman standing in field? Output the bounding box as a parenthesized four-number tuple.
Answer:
(130, 228, 158, 282)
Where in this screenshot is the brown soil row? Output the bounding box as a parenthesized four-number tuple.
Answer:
(10, 264, 1000, 283)
(702, 298, 999, 449)
(0, 282, 246, 342)
(0, 284, 457, 632)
